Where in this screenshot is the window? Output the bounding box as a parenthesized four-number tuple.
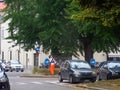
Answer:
(71, 61, 91, 69)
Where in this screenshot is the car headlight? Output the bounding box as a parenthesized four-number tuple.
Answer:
(74, 71, 80, 77)
(109, 69, 117, 75)
(0, 75, 8, 82)
(111, 71, 118, 75)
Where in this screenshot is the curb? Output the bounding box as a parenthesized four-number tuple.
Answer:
(76, 85, 108, 90)
(20, 74, 58, 78)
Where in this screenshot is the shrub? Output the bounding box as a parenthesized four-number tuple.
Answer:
(32, 67, 60, 75)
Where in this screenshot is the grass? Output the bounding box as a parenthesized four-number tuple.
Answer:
(75, 79, 120, 90)
(32, 67, 60, 75)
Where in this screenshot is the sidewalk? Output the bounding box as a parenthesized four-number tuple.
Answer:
(21, 69, 106, 90)
(21, 73, 58, 78)
(21, 68, 58, 78)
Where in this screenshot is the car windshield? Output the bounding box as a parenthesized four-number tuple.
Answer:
(108, 62, 120, 69)
(11, 60, 20, 64)
(71, 61, 91, 69)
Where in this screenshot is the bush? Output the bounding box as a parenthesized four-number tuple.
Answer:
(32, 67, 60, 75)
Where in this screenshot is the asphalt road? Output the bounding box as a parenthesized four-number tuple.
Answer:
(6, 71, 73, 90)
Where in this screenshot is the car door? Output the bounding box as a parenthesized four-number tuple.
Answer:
(100, 63, 108, 80)
(60, 62, 66, 79)
(64, 62, 70, 80)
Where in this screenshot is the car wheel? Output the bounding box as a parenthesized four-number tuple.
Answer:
(69, 76, 74, 84)
(90, 79, 96, 82)
(10, 69, 13, 72)
(21, 70, 24, 72)
(58, 74, 63, 82)
(107, 74, 111, 80)
(4, 82, 10, 90)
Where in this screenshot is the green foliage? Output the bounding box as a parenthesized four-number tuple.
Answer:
(2, 0, 120, 62)
(3, 0, 79, 58)
(63, 0, 120, 61)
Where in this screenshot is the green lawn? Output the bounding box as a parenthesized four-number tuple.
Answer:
(75, 79, 120, 90)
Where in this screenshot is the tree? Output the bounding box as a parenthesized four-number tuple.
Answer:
(3, 0, 79, 61)
(65, 0, 120, 63)
(3, 0, 120, 64)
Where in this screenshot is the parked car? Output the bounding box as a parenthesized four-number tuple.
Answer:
(0, 60, 10, 72)
(0, 64, 10, 90)
(97, 61, 120, 80)
(8, 60, 24, 72)
(58, 60, 96, 83)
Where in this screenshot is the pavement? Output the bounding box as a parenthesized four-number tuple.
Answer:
(20, 70, 105, 90)
(20, 69, 58, 78)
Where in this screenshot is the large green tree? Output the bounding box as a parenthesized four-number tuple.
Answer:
(3, 0, 120, 63)
(65, 0, 120, 63)
(3, 0, 79, 61)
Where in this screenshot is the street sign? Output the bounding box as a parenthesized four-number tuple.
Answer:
(36, 47, 40, 51)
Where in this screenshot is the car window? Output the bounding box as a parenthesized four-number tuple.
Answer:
(71, 61, 91, 69)
(63, 62, 69, 68)
(102, 64, 108, 68)
(65, 62, 70, 68)
(11, 60, 20, 64)
(108, 62, 120, 68)
(61, 62, 65, 68)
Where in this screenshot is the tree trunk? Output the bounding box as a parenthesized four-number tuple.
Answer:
(83, 39, 93, 64)
(84, 45, 93, 64)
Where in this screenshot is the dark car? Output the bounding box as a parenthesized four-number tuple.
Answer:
(97, 61, 120, 80)
(58, 60, 96, 83)
(0, 64, 10, 90)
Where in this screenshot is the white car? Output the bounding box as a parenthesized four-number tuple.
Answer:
(8, 60, 24, 72)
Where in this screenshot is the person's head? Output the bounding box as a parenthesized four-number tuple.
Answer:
(49, 55, 53, 58)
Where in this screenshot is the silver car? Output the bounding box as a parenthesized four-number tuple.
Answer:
(8, 60, 24, 72)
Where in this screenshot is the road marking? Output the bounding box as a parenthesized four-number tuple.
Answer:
(31, 82, 43, 85)
(16, 82, 27, 85)
(9, 76, 20, 78)
(10, 80, 67, 86)
(45, 80, 67, 85)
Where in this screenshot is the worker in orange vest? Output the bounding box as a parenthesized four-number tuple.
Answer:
(49, 55, 56, 75)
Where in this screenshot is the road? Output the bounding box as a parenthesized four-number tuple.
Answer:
(6, 71, 73, 90)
